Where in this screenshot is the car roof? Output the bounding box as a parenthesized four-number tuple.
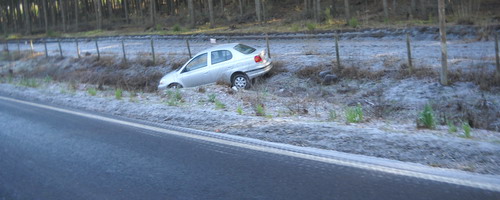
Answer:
(199, 43, 240, 54)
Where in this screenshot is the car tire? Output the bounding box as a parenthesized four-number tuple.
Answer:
(232, 73, 251, 89)
(168, 83, 183, 89)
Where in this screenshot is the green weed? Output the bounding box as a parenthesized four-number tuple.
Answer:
(328, 110, 337, 121)
(417, 104, 436, 129)
(463, 122, 472, 138)
(172, 24, 182, 32)
(306, 23, 316, 31)
(448, 121, 458, 133)
(214, 99, 226, 109)
(166, 89, 183, 106)
(208, 93, 217, 103)
(345, 104, 363, 123)
(348, 18, 359, 28)
(237, 106, 243, 115)
(19, 78, 39, 88)
(255, 104, 266, 116)
(87, 88, 97, 96)
(115, 88, 123, 100)
(44, 76, 53, 83)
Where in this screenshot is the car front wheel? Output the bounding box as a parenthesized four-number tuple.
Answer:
(232, 74, 251, 89)
(168, 83, 183, 89)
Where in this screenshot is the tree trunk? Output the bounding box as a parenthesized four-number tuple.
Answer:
(50, 0, 56, 29)
(438, 0, 448, 85)
(238, 0, 243, 17)
(316, 0, 321, 22)
(42, 0, 49, 33)
(23, 0, 31, 34)
(392, 0, 396, 14)
(150, 0, 155, 27)
(254, 0, 261, 22)
(124, 0, 129, 23)
(188, 0, 194, 27)
(344, 0, 350, 22)
(74, 0, 79, 31)
(382, 0, 389, 19)
(96, 0, 103, 30)
(108, 0, 113, 19)
(0, 6, 6, 35)
(208, 0, 215, 27)
(58, 0, 66, 32)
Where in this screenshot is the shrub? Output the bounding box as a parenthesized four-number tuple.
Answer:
(448, 121, 458, 133)
(417, 104, 436, 129)
(166, 89, 183, 106)
(328, 110, 337, 121)
(115, 88, 123, 100)
(44, 76, 53, 83)
(237, 106, 243, 115)
(306, 23, 316, 32)
(214, 99, 226, 109)
(87, 88, 97, 96)
(463, 122, 472, 138)
(348, 18, 359, 28)
(208, 93, 217, 103)
(255, 104, 266, 116)
(172, 24, 182, 32)
(345, 104, 363, 123)
(19, 78, 39, 88)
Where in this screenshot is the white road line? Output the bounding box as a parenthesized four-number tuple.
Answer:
(1, 95, 499, 192)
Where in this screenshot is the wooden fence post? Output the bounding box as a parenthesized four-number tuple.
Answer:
(44, 39, 48, 58)
(121, 40, 126, 62)
(76, 39, 81, 59)
(495, 33, 499, 77)
(4, 40, 10, 60)
(186, 39, 192, 58)
(406, 33, 413, 74)
(150, 38, 155, 64)
(30, 40, 34, 56)
(335, 33, 341, 71)
(438, 0, 448, 86)
(266, 33, 271, 59)
(58, 39, 63, 57)
(95, 39, 100, 60)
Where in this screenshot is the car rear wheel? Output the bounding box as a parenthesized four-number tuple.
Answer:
(168, 83, 183, 89)
(232, 73, 251, 89)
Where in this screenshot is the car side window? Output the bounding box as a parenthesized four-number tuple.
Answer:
(211, 50, 233, 65)
(183, 53, 208, 72)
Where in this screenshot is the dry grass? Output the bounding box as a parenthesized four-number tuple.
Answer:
(263, 61, 288, 78)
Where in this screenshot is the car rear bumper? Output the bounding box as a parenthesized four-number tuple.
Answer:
(246, 62, 273, 78)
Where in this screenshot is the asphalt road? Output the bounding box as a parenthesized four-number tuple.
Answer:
(0, 97, 498, 200)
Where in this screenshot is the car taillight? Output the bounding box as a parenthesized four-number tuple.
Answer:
(254, 55, 262, 63)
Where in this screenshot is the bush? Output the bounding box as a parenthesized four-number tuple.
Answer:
(463, 122, 472, 138)
(115, 88, 123, 100)
(166, 89, 183, 106)
(417, 104, 436, 129)
(172, 24, 182, 32)
(448, 121, 458, 133)
(328, 110, 337, 121)
(255, 104, 266, 116)
(345, 104, 363, 123)
(208, 93, 216, 103)
(214, 99, 226, 109)
(237, 106, 243, 115)
(306, 23, 316, 32)
(19, 78, 39, 88)
(348, 18, 359, 28)
(87, 88, 97, 96)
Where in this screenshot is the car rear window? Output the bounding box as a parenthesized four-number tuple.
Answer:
(233, 44, 256, 54)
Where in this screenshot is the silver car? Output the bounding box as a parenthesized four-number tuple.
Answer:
(158, 43, 272, 89)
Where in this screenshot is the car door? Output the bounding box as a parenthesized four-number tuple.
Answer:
(178, 53, 211, 87)
(208, 50, 235, 82)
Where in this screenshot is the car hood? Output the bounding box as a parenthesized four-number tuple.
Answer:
(158, 71, 178, 89)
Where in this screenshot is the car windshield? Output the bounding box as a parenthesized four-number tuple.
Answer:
(233, 44, 256, 54)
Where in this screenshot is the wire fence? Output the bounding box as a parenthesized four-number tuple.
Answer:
(1, 32, 499, 75)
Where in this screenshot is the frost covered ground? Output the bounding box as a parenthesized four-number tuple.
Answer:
(1, 27, 499, 175)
